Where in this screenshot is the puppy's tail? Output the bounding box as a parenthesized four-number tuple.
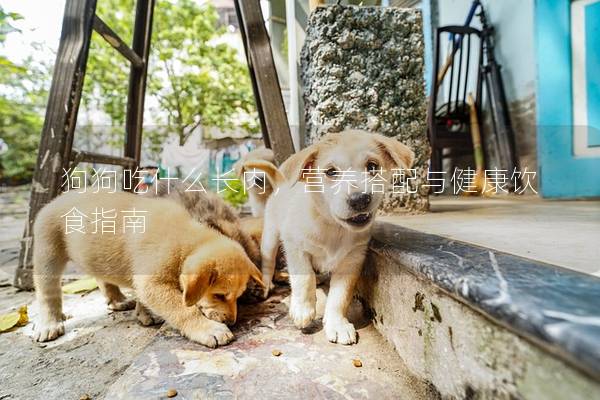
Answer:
(242, 160, 285, 188)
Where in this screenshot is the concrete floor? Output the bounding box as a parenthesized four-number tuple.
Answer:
(0, 284, 436, 399)
(0, 187, 436, 400)
(381, 196, 600, 276)
(2, 188, 598, 398)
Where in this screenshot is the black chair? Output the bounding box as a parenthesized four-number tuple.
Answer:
(428, 25, 484, 174)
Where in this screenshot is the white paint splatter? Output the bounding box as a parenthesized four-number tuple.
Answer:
(31, 180, 48, 193)
(439, 248, 465, 268)
(315, 373, 350, 398)
(482, 251, 511, 307)
(543, 310, 600, 327)
(143, 352, 160, 378)
(39, 150, 50, 169)
(171, 349, 258, 378)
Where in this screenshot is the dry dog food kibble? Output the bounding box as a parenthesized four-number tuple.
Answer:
(352, 359, 362, 368)
(272, 349, 282, 357)
(166, 388, 178, 398)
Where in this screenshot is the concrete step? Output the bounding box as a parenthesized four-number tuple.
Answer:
(360, 222, 600, 400)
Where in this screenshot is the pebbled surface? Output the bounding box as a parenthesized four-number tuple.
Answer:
(301, 5, 430, 213)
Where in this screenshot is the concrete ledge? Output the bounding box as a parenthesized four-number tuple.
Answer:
(358, 222, 600, 399)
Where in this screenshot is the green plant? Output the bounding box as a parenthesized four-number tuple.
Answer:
(0, 7, 49, 182)
(84, 0, 258, 148)
(219, 177, 248, 208)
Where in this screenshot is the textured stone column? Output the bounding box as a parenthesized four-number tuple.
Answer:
(301, 5, 429, 213)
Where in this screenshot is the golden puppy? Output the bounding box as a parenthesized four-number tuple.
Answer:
(147, 182, 261, 267)
(32, 191, 264, 348)
(245, 130, 414, 345)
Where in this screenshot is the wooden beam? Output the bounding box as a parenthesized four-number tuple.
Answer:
(14, 0, 98, 289)
(93, 15, 144, 68)
(70, 150, 137, 169)
(235, 0, 295, 165)
(309, 0, 325, 11)
(233, 0, 270, 150)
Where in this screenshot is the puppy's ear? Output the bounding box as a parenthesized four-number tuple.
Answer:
(280, 146, 319, 183)
(247, 261, 266, 289)
(180, 259, 218, 307)
(375, 135, 415, 170)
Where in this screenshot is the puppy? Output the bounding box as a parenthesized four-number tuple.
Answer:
(246, 130, 414, 344)
(239, 217, 264, 249)
(234, 147, 275, 217)
(32, 191, 264, 348)
(240, 216, 289, 284)
(146, 182, 261, 267)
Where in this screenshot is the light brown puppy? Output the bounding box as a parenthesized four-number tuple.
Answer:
(32, 191, 264, 348)
(146, 182, 261, 267)
(245, 130, 414, 345)
(234, 147, 275, 217)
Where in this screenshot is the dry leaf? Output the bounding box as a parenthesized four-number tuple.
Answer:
(62, 277, 98, 294)
(0, 305, 29, 332)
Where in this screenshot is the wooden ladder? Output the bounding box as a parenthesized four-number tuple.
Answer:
(14, 0, 294, 289)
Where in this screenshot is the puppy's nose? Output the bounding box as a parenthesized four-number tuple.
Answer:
(348, 192, 372, 211)
(224, 316, 236, 326)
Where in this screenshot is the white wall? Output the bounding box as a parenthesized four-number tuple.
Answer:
(436, 0, 536, 102)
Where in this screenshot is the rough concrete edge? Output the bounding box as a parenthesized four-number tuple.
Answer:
(357, 249, 600, 399)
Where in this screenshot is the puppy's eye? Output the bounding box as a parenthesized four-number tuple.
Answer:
(325, 168, 338, 177)
(213, 294, 226, 301)
(366, 161, 379, 174)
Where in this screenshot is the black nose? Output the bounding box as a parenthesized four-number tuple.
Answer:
(348, 192, 372, 211)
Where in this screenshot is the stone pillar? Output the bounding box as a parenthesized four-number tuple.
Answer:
(300, 5, 429, 213)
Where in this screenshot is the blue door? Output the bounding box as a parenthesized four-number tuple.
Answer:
(536, 0, 600, 198)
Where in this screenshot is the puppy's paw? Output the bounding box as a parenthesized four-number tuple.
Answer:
(325, 319, 357, 345)
(289, 299, 316, 329)
(187, 320, 234, 348)
(33, 321, 65, 342)
(108, 298, 136, 311)
(136, 307, 164, 326)
(239, 279, 270, 303)
(263, 280, 276, 299)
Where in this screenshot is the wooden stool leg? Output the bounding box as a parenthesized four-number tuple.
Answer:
(234, 0, 295, 165)
(124, 0, 155, 178)
(14, 0, 98, 290)
(430, 147, 443, 174)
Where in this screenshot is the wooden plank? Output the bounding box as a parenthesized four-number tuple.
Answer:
(70, 150, 137, 168)
(93, 15, 144, 68)
(14, 0, 98, 289)
(309, 0, 325, 11)
(233, 0, 270, 149)
(124, 0, 155, 179)
(235, 0, 295, 165)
